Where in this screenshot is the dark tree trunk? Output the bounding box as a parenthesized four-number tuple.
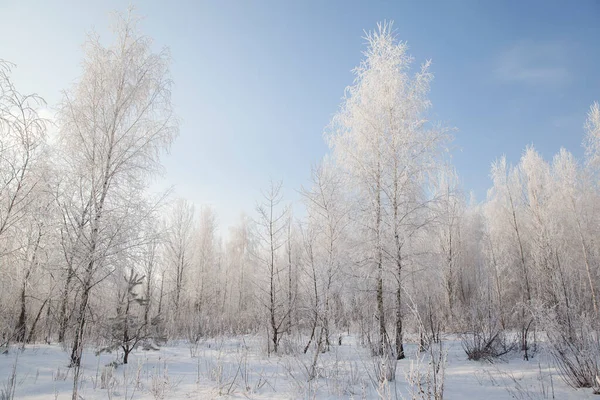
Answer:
(396, 285, 405, 360)
(70, 281, 91, 367)
(375, 175, 385, 357)
(15, 283, 27, 343)
(395, 246, 405, 360)
(376, 270, 385, 356)
(27, 298, 49, 343)
(58, 263, 74, 343)
(270, 265, 278, 354)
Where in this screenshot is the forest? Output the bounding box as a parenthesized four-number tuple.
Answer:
(1, 9, 600, 400)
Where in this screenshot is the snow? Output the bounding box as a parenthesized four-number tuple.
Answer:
(0, 335, 595, 399)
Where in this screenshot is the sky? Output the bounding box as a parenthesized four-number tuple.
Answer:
(1, 0, 599, 231)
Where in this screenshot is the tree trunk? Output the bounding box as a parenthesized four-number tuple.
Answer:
(27, 298, 49, 343)
(158, 272, 165, 315)
(58, 265, 74, 343)
(508, 187, 532, 360)
(122, 297, 130, 364)
(15, 279, 28, 343)
(376, 173, 385, 356)
(70, 280, 91, 367)
(143, 273, 152, 336)
(574, 209, 598, 320)
(376, 264, 385, 356)
(304, 252, 319, 354)
(395, 272, 404, 360)
(71, 139, 111, 368)
(270, 263, 278, 354)
(269, 199, 278, 355)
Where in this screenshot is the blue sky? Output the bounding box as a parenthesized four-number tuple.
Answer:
(2, 1, 599, 229)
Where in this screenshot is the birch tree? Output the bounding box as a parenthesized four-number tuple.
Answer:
(0, 61, 51, 345)
(488, 157, 534, 359)
(431, 171, 464, 326)
(56, 10, 177, 378)
(327, 21, 450, 358)
(0, 60, 48, 243)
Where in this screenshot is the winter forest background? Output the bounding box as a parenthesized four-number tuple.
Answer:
(2, 6, 600, 400)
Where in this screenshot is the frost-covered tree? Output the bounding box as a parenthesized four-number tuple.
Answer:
(487, 156, 535, 359)
(430, 171, 465, 326)
(584, 102, 600, 175)
(56, 9, 177, 373)
(225, 213, 256, 332)
(190, 205, 221, 336)
(551, 148, 598, 317)
(164, 199, 195, 330)
(327, 21, 450, 359)
(253, 180, 290, 354)
(0, 61, 48, 242)
(0, 61, 50, 345)
(300, 161, 349, 353)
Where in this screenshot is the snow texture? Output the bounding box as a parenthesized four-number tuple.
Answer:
(0, 335, 594, 399)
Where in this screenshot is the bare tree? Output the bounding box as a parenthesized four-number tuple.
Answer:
(488, 157, 534, 360)
(0, 60, 49, 346)
(431, 171, 464, 326)
(163, 199, 195, 329)
(301, 161, 348, 352)
(225, 213, 256, 332)
(140, 222, 162, 338)
(0, 60, 47, 244)
(253, 180, 289, 355)
(194, 206, 219, 332)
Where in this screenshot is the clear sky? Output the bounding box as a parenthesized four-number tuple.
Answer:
(2, 1, 599, 230)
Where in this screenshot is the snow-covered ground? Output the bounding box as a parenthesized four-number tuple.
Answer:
(0, 335, 594, 399)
